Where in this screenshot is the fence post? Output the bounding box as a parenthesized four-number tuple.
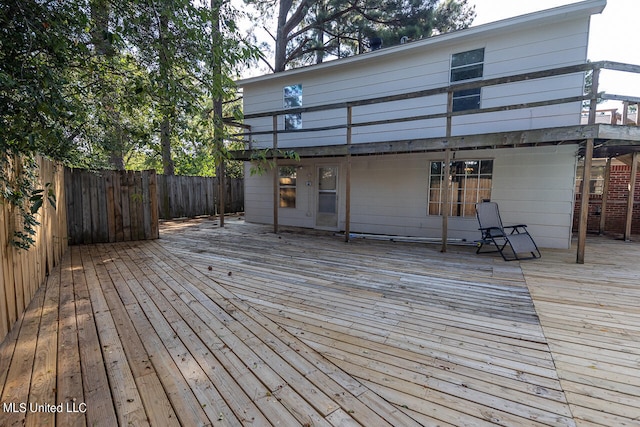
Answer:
(149, 170, 159, 239)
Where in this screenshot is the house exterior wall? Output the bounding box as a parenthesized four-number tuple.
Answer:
(244, 145, 578, 249)
(240, 1, 605, 250)
(241, 13, 590, 149)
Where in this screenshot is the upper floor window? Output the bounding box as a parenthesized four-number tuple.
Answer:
(284, 84, 302, 130)
(428, 159, 493, 217)
(450, 48, 484, 112)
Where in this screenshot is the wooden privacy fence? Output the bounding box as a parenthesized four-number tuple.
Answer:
(2, 166, 241, 341)
(1, 156, 68, 340)
(65, 168, 159, 245)
(157, 175, 244, 219)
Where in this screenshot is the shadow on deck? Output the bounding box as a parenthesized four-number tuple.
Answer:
(1, 217, 638, 426)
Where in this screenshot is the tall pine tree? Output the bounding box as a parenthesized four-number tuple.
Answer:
(246, 0, 475, 72)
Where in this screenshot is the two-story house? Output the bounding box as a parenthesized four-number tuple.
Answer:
(235, 0, 639, 253)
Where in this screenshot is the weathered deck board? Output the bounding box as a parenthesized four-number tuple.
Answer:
(1, 217, 639, 426)
(520, 241, 640, 427)
(72, 246, 118, 427)
(159, 221, 575, 426)
(55, 250, 85, 427)
(0, 286, 45, 427)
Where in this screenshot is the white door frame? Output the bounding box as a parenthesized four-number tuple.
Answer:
(315, 165, 339, 229)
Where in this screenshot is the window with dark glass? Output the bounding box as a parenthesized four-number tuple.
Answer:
(428, 159, 493, 217)
(279, 166, 297, 208)
(450, 48, 484, 112)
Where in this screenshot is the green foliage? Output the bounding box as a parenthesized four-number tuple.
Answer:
(249, 149, 300, 176)
(1, 0, 89, 249)
(0, 155, 57, 249)
(29, 182, 56, 214)
(1, 0, 258, 248)
(1, 1, 89, 160)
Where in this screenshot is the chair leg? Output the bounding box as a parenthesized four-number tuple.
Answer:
(476, 236, 510, 259)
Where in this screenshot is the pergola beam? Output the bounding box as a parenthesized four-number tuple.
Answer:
(230, 125, 610, 161)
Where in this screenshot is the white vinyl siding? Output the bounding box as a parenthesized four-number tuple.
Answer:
(242, 14, 589, 148)
(244, 145, 578, 249)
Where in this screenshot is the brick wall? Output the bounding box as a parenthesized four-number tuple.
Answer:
(573, 164, 640, 234)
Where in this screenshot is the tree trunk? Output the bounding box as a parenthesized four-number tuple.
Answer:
(274, 0, 293, 72)
(159, 9, 174, 176)
(91, 0, 124, 170)
(90, 0, 113, 57)
(315, 2, 325, 64)
(274, 0, 314, 72)
(211, 0, 225, 225)
(160, 115, 174, 175)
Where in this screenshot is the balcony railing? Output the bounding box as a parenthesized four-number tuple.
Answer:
(233, 61, 640, 156)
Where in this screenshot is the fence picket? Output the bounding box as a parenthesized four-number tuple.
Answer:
(156, 175, 244, 219)
(1, 164, 243, 342)
(0, 157, 67, 341)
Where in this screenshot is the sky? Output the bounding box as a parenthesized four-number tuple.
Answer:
(472, 0, 640, 104)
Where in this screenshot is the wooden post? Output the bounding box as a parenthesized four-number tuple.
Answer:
(149, 169, 159, 239)
(622, 101, 629, 125)
(577, 139, 594, 264)
(442, 148, 452, 253)
(441, 91, 454, 253)
(624, 151, 639, 241)
(345, 106, 352, 242)
(272, 115, 279, 234)
(446, 90, 453, 137)
(577, 67, 599, 264)
(599, 157, 611, 235)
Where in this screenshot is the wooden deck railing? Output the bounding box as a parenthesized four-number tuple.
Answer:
(0, 156, 68, 340)
(234, 60, 640, 158)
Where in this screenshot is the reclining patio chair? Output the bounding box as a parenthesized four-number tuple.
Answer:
(475, 202, 541, 261)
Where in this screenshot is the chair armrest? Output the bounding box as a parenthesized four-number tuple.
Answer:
(478, 226, 501, 231)
(504, 224, 529, 234)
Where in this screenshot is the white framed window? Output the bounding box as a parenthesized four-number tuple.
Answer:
(428, 159, 493, 217)
(279, 166, 297, 208)
(575, 161, 605, 196)
(284, 84, 302, 130)
(450, 48, 484, 112)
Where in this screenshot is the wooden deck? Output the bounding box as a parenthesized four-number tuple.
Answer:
(0, 218, 639, 426)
